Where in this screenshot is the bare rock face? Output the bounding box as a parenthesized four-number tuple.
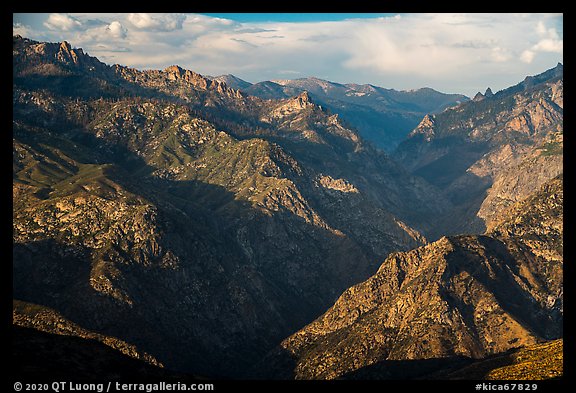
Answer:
(162, 65, 243, 98)
(408, 114, 436, 142)
(12, 36, 446, 377)
(266, 176, 562, 380)
(394, 64, 562, 237)
(12, 35, 562, 381)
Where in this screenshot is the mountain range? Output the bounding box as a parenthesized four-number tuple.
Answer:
(206, 74, 468, 152)
(12, 35, 563, 381)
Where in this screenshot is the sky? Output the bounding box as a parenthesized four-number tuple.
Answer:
(13, 13, 563, 97)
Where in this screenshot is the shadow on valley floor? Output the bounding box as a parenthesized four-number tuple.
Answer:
(251, 347, 515, 380)
(340, 356, 476, 380)
(339, 344, 558, 380)
(11, 326, 199, 381)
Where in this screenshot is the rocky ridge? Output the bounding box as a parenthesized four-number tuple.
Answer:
(12, 36, 448, 377)
(13, 300, 162, 367)
(243, 76, 468, 151)
(265, 175, 562, 380)
(12, 35, 562, 381)
(394, 63, 563, 236)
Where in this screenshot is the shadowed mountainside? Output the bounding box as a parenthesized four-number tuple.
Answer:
(12, 36, 562, 380)
(259, 175, 562, 380)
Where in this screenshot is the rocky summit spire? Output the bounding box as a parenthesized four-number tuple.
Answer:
(297, 90, 311, 104)
(292, 91, 313, 109)
(484, 87, 494, 98)
(57, 40, 79, 65)
(473, 92, 485, 102)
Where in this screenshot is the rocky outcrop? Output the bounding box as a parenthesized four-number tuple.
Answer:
(13, 36, 108, 75)
(408, 114, 436, 141)
(267, 91, 315, 120)
(394, 64, 563, 237)
(163, 65, 244, 98)
(245, 77, 468, 151)
(265, 176, 562, 380)
(208, 74, 253, 90)
(12, 36, 450, 377)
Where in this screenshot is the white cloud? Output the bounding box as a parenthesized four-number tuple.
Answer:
(44, 13, 83, 31)
(491, 47, 511, 62)
(516, 19, 563, 65)
(15, 13, 563, 97)
(532, 23, 562, 53)
(106, 21, 127, 39)
(521, 50, 535, 63)
(533, 38, 562, 53)
(127, 13, 185, 31)
(13, 22, 32, 37)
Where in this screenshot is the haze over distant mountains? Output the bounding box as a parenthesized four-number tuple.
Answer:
(207, 74, 469, 151)
(12, 35, 562, 381)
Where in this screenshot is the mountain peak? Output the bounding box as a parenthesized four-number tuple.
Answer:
(473, 92, 485, 102)
(161, 65, 244, 98)
(408, 114, 436, 141)
(164, 64, 184, 74)
(519, 63, 563, 91)
(290, 91, 315, 110)
(473, 87, 493, 102)
(210, 74, 252, 90)
(297, 90, 311, 102)
(60, 41, 71, 51)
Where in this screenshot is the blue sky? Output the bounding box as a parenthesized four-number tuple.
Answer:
(13, 13, 563, 97)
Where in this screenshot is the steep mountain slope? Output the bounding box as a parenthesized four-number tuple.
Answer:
(13, 35, 562, 381)
(244, 77, 468, 151)
(12, 326, 183, 380)
(208, 74, 253, 90)
(12, 96, 369, 376)
(13, 300, 162, 368)
(264, 175, 562, 380)
(12, 36, 448, 377)
(15, 36, 448, 232)
(394, 64, 563, 236)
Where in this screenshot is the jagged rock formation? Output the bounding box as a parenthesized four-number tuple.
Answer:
(243, 77, 468, 151)
(207, 74, 253, 91)
(12, 36, 449, 377)
(472, 88, 493, 102)
(263, 176, 562, 380)
(12, 35, 562, 381)
(394, 64, 563, 237)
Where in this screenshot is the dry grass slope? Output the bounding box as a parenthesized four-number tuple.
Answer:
(442, 339, 563, 380)
(486, 340, 563, 380)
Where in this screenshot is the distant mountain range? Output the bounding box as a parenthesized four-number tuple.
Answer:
(12, 35, 562, 381)
(205, 74, 468, 151)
